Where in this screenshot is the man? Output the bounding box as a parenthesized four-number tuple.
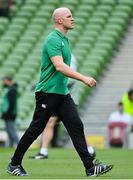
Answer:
(0, 76, 19, 147)
(7, 7, 113, 177)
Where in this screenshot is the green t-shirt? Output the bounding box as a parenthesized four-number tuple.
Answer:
(35, 29, 71, 95)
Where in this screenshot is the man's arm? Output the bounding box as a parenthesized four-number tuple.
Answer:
(51, 56, 96, 87)
(7, 88, 16, 114)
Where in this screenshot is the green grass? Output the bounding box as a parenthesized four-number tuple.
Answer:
(0, 148, 133, 179)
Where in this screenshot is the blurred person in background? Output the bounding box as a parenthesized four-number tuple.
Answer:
(108, 102, 132, 148)
(108, 102, 132, 126)
(0, 0, 17, 18)
(0, 76, 19, 147)
(0, 0, 11, 18)
(29, 54, 96, 160)
(122, 89, 133, 117)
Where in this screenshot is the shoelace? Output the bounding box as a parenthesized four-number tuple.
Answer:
(93, 160, 104, 176)
(93, 159, 102, 166)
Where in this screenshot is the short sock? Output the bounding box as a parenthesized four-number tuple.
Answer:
(40, 148, 48, 156)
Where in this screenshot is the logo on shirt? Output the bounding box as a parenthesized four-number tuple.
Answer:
(62, 42, 65, 46)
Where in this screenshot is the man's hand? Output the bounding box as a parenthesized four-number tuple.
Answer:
(82, 76, 96, 87)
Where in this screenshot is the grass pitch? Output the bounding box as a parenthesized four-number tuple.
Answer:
(0, 148, 133, 179)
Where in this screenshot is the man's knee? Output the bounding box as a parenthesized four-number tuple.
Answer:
(46, 117, 57, 129)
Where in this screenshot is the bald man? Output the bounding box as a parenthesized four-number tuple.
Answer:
(7, 7, 113, 177)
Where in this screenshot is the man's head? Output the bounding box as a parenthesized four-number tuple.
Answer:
(52, 7, 74, 31)
(117, 102, 124, 113)
(2, 75, 13, 87)
(128, 89, 133, 102)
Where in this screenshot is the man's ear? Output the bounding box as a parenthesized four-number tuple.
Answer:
(58, 17, 63, 24)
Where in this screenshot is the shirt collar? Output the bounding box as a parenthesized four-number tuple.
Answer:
(54, 29, 67, 39)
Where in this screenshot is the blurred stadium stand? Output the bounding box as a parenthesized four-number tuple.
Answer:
(0, 0, 133, 133)
(80, 1, 133, 147)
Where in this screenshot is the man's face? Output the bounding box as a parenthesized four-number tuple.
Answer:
(118, 104, 123, 113)
(3, 79, 11, 86)
(60, 10, 74, 30)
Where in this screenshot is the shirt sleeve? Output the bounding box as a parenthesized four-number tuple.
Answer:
(46, 37, 62, 58)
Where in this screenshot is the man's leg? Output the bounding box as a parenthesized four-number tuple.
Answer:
(39, 116, 58, 157)
(10, 92, 59, 166)
(51, 123, 60, 147)
(41, 116, 58, 149)
(5, 121, 14, 147)
(7, 121, 19, 147)
(29, 116, 58, 159)
(57, 94, 113, 176)
(57, 94, 94, 170)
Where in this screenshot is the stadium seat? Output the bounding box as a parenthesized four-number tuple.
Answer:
(108, 17, 128, 27)
(75, 11, 91, 19)
(82, 0, 98, 6)
(78, 4, 95, 14)
(100, 0, 116, 6)
(97, 35, 117, 48)
(21, 5, 37, 15)
(89, 17, 106, 26)
(92, 11, 109, 20)
(0, 67, 16, 76)
(87, 55, 106, 67)
(97, 5, 113, 14)
(62, 0, 79, 7)
(17, 11, 33, 19)
(118, 0, 133, 6)
(3, 61, 20, 71)
(25, 0, 41, 7)
(12, 17, 29, 27)
(0, 18, 9, 36)
(112, 11, 130, 21)
(108, 122, 129, 147)
(45, 0, 60, 6)
(115, 5, 132, 16)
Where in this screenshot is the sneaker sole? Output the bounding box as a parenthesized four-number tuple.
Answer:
(7, 170, 28, 176)
(29, 156, 48, 159)
(97, 165, 114, 177)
